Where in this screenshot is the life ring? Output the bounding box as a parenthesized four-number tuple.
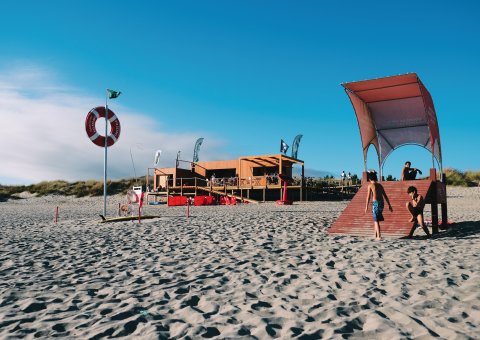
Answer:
(126, 190, 139, 204)
(85, 106, 121, 147)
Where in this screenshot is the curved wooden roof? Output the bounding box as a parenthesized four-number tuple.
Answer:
(342, 73, 442, 170)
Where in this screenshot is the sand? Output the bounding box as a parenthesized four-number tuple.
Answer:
(0, 186, 479, 339)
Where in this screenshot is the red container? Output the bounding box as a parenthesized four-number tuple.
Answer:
(194, 195, 216, 206)
(168, 196, 189, 206)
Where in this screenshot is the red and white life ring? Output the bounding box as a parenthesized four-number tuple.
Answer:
(85, 106, 121, 147)
(126, 190, 139, 204)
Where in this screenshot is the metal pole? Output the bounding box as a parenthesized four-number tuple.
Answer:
(130, 147, 138, 185)
(103, 92, 108, 216)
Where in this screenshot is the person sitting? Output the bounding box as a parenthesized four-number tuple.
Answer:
(406, 186, 431, 238)
(401, 161, 422, 180)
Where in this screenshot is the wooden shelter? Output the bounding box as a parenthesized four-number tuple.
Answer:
(330, 73, 447, 237)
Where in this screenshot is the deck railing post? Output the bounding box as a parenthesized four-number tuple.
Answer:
(430, 168, 439, 234)
(441, 172, 448, 229)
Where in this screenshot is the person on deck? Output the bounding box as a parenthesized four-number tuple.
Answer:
(341, 170, 346, 185)
(401, 161, 422, 180)
(406, 186, 431, 238)
(365, 171, 393, 240)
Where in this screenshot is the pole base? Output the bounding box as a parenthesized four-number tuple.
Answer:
(276, 200, 293, 205)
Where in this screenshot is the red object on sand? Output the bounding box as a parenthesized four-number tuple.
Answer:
(193, 195, 215, 206)
(168, 196, 189, 206)
(276, 174, 293, 205)
(138, 192, 144, 223)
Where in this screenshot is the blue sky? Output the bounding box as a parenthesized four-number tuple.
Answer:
(1, 1, 479, 184)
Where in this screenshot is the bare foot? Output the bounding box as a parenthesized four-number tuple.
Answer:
(375, 237, 382, 241)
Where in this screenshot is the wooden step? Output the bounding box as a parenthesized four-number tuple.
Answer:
(329, 180, 434, 238)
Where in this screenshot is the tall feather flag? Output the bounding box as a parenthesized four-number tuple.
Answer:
(154, 150, 162, 166)
(107, 89, 122, 99)
(280, 139, 289, 154)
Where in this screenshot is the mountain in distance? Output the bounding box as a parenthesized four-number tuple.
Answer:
(293, 167, 336, 178)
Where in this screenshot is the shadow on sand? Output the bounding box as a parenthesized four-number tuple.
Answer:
(432, 221, 480, 239)
(400, 221, 480, 240)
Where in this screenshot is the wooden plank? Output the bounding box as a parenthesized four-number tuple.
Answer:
(196, 186, 260, 204)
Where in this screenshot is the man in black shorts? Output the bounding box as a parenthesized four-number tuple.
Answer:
(406, 186, 431, 238)
(401, 161, 422, 180)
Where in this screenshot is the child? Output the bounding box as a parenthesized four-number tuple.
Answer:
(406, 186, 431, 238)
(365, 171, 393, 240)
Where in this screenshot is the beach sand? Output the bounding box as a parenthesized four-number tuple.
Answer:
(0, 186, 479, 338)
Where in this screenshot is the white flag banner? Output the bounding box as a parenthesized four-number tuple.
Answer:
(154, 150, 162, 166)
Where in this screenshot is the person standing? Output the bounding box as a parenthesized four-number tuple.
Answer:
(365, 171, 393, 240)
(341, 170, 346, 185)
(347, 172, 352, 186)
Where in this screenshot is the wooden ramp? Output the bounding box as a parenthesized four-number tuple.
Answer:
(196, 187, 260, 204)
(329, 180, 434, 238)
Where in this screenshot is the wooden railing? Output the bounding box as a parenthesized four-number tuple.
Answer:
(162, 176, 361, 191)
(164, 176, 284, 190)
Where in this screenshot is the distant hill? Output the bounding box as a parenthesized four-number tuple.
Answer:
(293, 168, 336, 178)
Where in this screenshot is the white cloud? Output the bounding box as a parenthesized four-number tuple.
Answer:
(0, 65, 225, 185)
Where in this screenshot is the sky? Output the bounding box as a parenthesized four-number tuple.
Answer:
(1, 0, 479, 185)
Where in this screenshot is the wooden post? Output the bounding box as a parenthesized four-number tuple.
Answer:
(441, 172, 448, 229)
(279, 156, 283, 199)
(362, 171, 368, 185)
(146, 168, 149, 192)
(430, 168, 439, 234)
(301, 164, 304, 202)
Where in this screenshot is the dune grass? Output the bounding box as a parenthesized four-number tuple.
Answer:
(444, 168, 480, 187)
(0, 178, 142, 201)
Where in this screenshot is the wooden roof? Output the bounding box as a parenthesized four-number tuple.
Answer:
(239, 154, 304, 167)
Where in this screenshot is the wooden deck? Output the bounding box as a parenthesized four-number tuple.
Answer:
(329, 180, 435, 238)
(147, 176, 361, 203)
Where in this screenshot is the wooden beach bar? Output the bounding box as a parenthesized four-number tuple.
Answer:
(146, 154, 305, 203)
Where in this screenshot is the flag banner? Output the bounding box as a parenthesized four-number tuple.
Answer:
(154, 150, 162, 166)
(280, 139, 289, 153)
(107, 89, 122, 99)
